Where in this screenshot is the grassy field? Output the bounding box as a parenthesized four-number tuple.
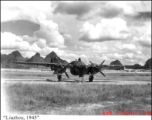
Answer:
(1, 69, 151, 115)
(2, 83, 151, 115)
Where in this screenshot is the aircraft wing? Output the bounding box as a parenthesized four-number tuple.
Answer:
(13, 61, 59, 67)
(87, 64, 125, 68)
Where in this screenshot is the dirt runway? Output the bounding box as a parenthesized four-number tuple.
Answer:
(1, 68, 151, 85)
(2, 78, 151, 85)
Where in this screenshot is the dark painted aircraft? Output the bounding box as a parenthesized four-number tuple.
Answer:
(13, 57, 70, 81)
(14, 57, 106, 82)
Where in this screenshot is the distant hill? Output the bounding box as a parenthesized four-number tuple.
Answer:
(110, 60, 123, 65)
(26, 52, 45, 68)
(44, 51, 58, 62)
(26, 53, 44, 63)
(1, 51, 28, 68)
(44, 51, 68, 64)
(110, 60, 124, 70)
(144, 58, 151, 69)
(1, 54, 8, 62)
(7, 50, 26, 62)
(1, 50, 68, 68)
(133, 64, 143, 69)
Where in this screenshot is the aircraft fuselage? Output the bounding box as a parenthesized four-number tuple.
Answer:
(69, 61, 88, 77)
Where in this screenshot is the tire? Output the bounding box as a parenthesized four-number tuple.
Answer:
(57, 74, 62, 81)
(89, 75, 94, 82)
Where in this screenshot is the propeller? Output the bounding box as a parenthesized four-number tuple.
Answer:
(89, 61, 97, 68)
(50, 58, 53, 70)
(55, 57, 69, 78)
(64, 71, 69, 78)
(100, 60, 105, 66)
(100, 71, 106, 77)
(89, 60, 106, 77)
(99, 60, 106, 77)
(89, 61, 93, 65)
(50, 58, 53, 63)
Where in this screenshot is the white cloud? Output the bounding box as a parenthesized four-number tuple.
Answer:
(134, 34, 151, 47)
(90, 43, 108, 52)
(72, 41, 108, 54)
(116, 43, 137, 51)
(1, 32, 42, 55)
(108, 53, 124, 60)
(1, 32, 30, 50)
(30, 43, 41, 53)
(107, 53, 133, 60)
(124, 53, 134, 59)
(1, 1, 52, 22)
(22, 35, 37, 44)
(34, 15, 65, 48)
(63, 34, 76, 47)
(21, 51, 36, 58)
(137, 50, 142, 55)
(36, 39, 46, 48)
(1, 1, 65, 48)
(1, 1, 151, 65)
(79, 18, 129, 42)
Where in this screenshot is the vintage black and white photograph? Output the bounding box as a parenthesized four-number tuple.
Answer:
(1, 1, 151, 118)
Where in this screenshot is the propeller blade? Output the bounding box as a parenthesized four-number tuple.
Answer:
(101, 60, 105, 66)
(56, 57, 61, 65)
(56, 57, 69, 78)
(65, 71, 69, 78)
(89, 61, 93, 65)
(100, 71, 106, 77)
(56, 57, 64, 68)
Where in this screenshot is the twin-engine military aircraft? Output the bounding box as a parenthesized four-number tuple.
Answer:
(14, 57, 106, 82)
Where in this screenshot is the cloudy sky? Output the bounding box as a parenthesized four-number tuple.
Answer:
(1, 1, 151, 65)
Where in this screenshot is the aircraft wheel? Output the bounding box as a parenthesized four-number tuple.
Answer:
(57, 74, 62, 81)
(89, 75, 94, 82)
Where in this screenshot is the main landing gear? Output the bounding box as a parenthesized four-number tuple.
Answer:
(57, 74, 62, 81)
(89, 75, 94, 82)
